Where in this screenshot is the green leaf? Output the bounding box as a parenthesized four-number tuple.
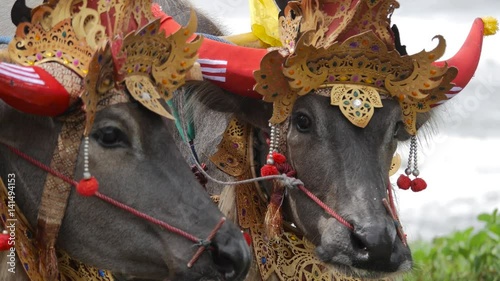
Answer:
(478, 213, 492, 223)
(470, 231, 488, 248)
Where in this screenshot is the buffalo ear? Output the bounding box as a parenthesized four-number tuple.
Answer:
(185, 81, 272, 129)
(11, 0, 32, 26)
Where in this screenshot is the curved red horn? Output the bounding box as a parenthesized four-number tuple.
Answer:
(433, 17, 497, 105)
(0, 62, 70, 116)
(153, 4, 265, 99)
(198, 39, 267, 99)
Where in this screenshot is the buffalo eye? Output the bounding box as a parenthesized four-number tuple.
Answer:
(294, 113, 312, 133)
(93, 126, 129, 148)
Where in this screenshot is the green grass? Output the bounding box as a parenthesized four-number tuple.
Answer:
(404, 209, 500, 281)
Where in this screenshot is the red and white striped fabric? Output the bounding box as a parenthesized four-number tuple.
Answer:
(197, 39, 266, 99)
(0, 62, 69, 116)
(198, 58, 228, 83)
(0, 62, 46, 86)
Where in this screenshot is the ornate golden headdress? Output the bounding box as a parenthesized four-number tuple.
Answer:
(253, 0, 457, 134)
(4, 0, 201, 134)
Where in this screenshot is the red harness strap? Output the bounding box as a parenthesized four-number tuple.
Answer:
(276, 162, 354, 231)
(0, 140, 225, 268)
(279, 162, 407, 245)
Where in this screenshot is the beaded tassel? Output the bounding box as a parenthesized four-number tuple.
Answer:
(261, 123, 287, 239)
(83, 136, 91, 179)
(397, 135, 427, 192)
(261, 123, 281, 176)
(77, 136, 99, 196)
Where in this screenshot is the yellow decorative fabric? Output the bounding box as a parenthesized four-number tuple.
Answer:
(250, 0, 283, 47)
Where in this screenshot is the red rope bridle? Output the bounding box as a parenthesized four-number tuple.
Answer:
(276, 163, 354, 231)
(0, 141, 225, 268)
(272, 155, 406, 244)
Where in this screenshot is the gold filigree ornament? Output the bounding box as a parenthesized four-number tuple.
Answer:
(9, 0, 201, 135)
(326, 84, 383, 128)
(209, 118, 252, 177)
(253, 0, 456, 135)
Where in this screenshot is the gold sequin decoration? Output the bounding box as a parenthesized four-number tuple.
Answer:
(122, 13, 202, 102)
(9, 18, 95, 76)
(385, 36, 448, 100)
(125, 75, 174, 119)
(210, 118, 252, 177)
(254, 50, 299, 124)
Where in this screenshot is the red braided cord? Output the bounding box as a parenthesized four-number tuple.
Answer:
(296, 184, 354, 230)
(382, 198, 407, 246)
(386, 182, 400, 222)
(94, 192, 199, 243)
(1, 141, 228, 265)
(187, 217, 226, 268)
(275, 163, 354, 231)
(2, 142, 78, 186)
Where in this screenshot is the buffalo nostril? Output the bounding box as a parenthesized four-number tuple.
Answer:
(350, 232, 370, 256)
(212, 250, 237, 279)
(348, 224, 401, 271)
(211, 238, 250, 281)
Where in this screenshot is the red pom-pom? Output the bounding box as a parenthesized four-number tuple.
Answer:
(0, 232, 10, 251)
(411, 178, 427, 192)
(261, 164, 279, 176)
(77, 177, 99, 196)
(242, 231, 252, 246)
(272, 152, 286, 164)
(397, 174, 411, 190)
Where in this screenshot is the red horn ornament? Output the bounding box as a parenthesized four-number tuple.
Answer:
(0, 62, 70, 116)
(152, 4, 266, 99)
(432, 18, 496, 106)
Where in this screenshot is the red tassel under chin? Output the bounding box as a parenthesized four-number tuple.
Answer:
(77, 177, 99, 196)
(264, 202, 282, 239)
(411, 178, 427, 192)
(261, 164, 279, 176)
(0, 232, 10, 251)
(397, 174, 411, 190)
(264, 182, 285, 239)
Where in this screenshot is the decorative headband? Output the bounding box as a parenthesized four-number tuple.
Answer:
(0, 0, 201, 134)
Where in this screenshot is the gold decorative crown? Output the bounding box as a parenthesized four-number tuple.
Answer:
(8, 0, 201, 134)
(254, 0, 457, 134)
